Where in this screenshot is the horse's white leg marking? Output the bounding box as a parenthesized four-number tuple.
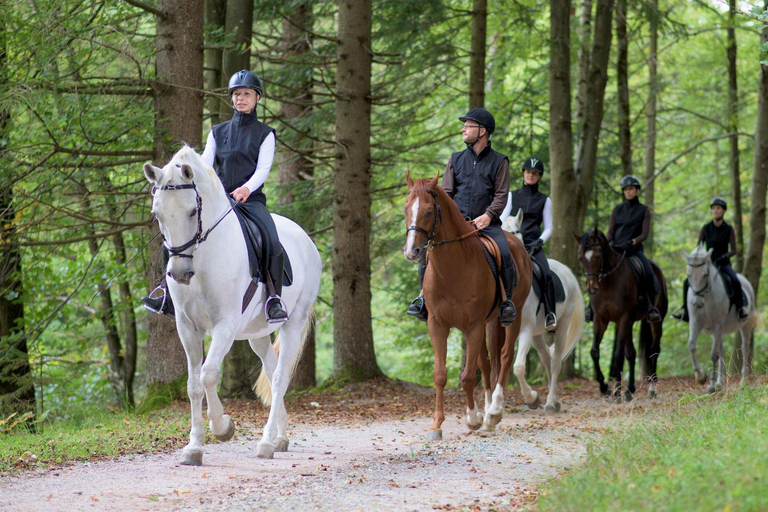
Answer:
(584, 249, 593, 262)
(201, 323, 237, 436)
(687, 320, 705, 384)
(405, 198, 420, 254)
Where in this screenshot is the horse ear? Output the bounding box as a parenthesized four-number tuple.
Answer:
(144, 163, 163, 185)
(572, 232, 582, 244)
(705, 248, 714, 261)
(180, 163, 195, 181)
(405, 170, 414, 188)
(680, 249, 691, 262)
(428, 172, 440, 189)
(514, 208, 523, 222)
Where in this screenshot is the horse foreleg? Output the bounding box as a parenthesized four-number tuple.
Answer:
(177, 324, 206, 466)
(543, 332, 563, 413)
(708, 332, 726, 393)
(687, 321, 706, 385)
(591, 319, 609, 396)
(201, 325, 237, 443)
(462, 326, 485, 431)
(475, 342, 492, 420)
(428, 321, 450, 440)
(624, 325, 637, 401)
(513, 329, 538, 410)
(483, 320, 507, 428)
(610, 319, 631, 402)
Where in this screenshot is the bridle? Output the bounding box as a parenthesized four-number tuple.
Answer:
(153, 181, 233, 259)
(687, 259, 710, 297)
(582, 240, 626, 284)
(405, 188, 481, 254)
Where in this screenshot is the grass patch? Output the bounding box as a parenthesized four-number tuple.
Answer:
(0, 403, 190, 475)
(537, 385, 768, 511)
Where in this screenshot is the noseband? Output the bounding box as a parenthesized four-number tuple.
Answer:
(153, 181, 233, 259)
(582, 241, 626, 283)
(406, 189, 442, 252)
(688, 260, 710, 296)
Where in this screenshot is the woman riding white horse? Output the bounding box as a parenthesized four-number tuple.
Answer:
(682, 243, 756, 393)
(144, 146, 321, 464)
(501, 209, 584, 412)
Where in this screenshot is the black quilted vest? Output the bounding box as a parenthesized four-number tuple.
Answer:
(511, 182, 547, 244)
(212, 110, 274, 204)
(450, 143, 508, 222)
(612, 197, 648, 248)
(703, 220, 733, 266)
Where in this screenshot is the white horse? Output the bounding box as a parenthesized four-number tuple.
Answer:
(143, 146, 321, 464)
(682, 243, 756, 393)
(502, 209, 584, 412)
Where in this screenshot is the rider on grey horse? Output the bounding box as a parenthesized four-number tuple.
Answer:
(585, 175, 662, 324)
(672, 197, 748, 322)
(509, 157, 557, 332)
(143, 70, 288, 323)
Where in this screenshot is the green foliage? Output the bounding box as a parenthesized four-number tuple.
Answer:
(0, 406, 188, 475)
(537, 385, 768, 511)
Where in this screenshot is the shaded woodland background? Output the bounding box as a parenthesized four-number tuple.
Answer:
(2, 0, 768, 425)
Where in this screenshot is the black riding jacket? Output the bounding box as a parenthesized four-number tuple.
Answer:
(511, 182, 547, 244)
(608, 197, 650, 251)
(446, 143, 509, 223)
(212, 110, 274, 204)
(699, 220, 736, 267)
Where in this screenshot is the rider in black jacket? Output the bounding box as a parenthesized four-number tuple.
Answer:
(672, 197, 748, 321)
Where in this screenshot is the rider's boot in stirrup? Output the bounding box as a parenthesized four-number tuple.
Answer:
(141, 283, 175, 318)
(544, 277, 557, 332)
(499, 265, 516, 327)
(647, 301, 662, 323)
(265, 252, 288, 324)
(407, 296, 428, 321)
(671, 305, 689, 323)
(738, 306, 749, 320)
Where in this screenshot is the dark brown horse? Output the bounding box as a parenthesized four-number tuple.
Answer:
(574, 229, 667, 401)
(403, 173, 531, 439)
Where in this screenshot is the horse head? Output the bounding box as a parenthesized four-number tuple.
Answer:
(403, 171, 441, 262)
(681, 242, 714, 308)
(573, 229, 609, 295)
(501, 209, 524, 242)
(144, 146, 226, 285)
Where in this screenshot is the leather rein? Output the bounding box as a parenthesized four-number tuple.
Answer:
(153, 181, 234, 259)
(583, 241, 627, 283)
(405, 188, 481, 253)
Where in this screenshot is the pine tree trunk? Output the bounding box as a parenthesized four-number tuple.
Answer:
(574, 0, 593, 161)
(218, 0, 253, 123)
(331, 0, 382, 382)
(469, 0, 487, 110)
(643, 0, 658, 257)
(145, 0, 204, 397)
(204, 0, 226, 127)
(278, 2, 316, 390)
(727, 0, 744, 271)
(616, 0, 631, 177)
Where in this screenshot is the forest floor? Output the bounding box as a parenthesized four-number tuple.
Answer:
(0, 375, 705, 512)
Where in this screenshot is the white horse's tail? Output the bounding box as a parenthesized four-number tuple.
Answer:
(563, 281, 585, 360)
(253, 307, 316, 406)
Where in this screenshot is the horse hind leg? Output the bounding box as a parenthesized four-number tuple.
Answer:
(462, 327, 485, 432)
(513, 332, 538, 410)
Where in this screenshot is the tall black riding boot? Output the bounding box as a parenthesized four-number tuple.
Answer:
(499, 265, 516, 327)
(407, 259, 428, 321)
(141, 247, 175, 318)
(645, 273, 661, 323)
(265, 251, 288, 323)
(732, 281, 748, 319)
(544, 275, 557, 332)
(672, 279, 690, 322)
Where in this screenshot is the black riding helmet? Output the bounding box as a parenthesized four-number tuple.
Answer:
(228, 70, 263, 96)
(620, 175, 641, 191)
(459, 108, 495, 135)
(710, 197, 727, 210)
(522, 157, 545, 175)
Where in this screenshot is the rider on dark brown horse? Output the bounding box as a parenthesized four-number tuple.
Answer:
(588, 175, 662, 323)
(407, 108, 516, 326)
(511, 157, 557, 332)
(672, 197, 748, 322)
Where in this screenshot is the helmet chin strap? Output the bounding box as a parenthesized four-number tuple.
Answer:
(466, 128, 485, 148)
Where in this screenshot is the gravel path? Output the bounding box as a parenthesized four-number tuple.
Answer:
(0, 377, 691, 511)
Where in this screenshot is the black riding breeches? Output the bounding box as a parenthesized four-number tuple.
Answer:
(481, 224, 513, 274)
(240, 198, 282, 259)
(718, 263, 744, 309)
(531, 247, 555, 314)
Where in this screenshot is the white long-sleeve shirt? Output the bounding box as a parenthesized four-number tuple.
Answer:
(499, 192, 553, 243)
(200, 129, 276, 193)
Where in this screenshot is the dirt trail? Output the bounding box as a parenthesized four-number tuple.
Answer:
(0, 378, 694, 511)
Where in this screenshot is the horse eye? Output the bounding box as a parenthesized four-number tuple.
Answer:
(189, 208, 198, 218)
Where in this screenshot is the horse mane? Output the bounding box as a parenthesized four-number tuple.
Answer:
(169, 145, 226, 198)
(412, 178, 484, 255)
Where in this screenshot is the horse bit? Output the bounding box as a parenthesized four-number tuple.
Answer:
(152, 180, 233, 260)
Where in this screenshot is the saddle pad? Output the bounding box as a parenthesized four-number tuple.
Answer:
(531, 258, 565, 303)
(627, 255, 659, 295)
(231, 200, 293, 286)
(718, 270, 749, 309)
(479, 233, 517, 289)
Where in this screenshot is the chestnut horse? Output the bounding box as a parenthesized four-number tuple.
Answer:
(403, 173, 531, 439)
(574, 229, 667, 401)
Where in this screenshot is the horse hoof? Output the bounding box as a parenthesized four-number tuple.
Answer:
(427, 429, 442, 441)
(489, 413, 502, 426)
(526, 395, 541, 410)
(544, 405, 557, 414)
(599, 383, 610, 396)
(482, 421, 496, 432)
(256, 443, 275, 459)
(275, 437, 290, 452)
(214, 416, 235, 442)
(648, 389, 657, 399)
(180, 450, 203, 466)
(467, 420, 482, 431)
(623, 390, 633, 403)
(695, 370, 707, 385)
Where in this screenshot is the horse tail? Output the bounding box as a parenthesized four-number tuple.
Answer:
(253, 306, 316, 406)
(563, 279, 585, 360)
